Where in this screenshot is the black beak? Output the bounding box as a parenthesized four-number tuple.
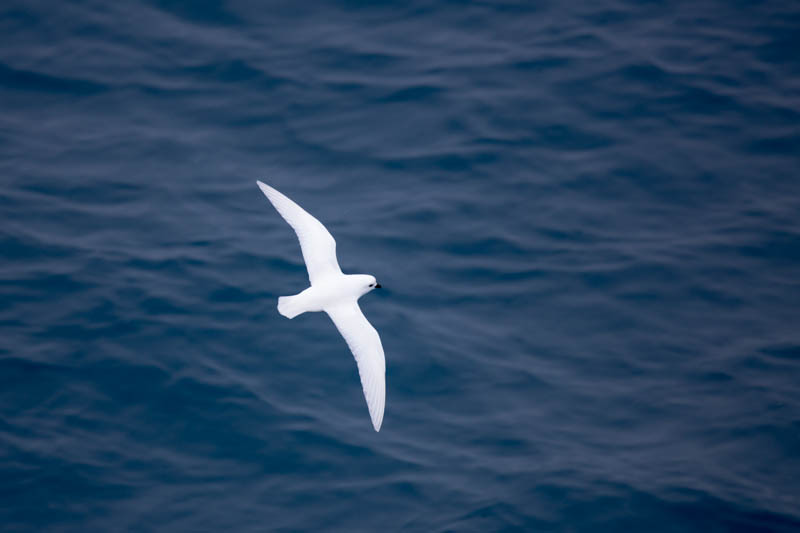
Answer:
(374, 283, 382, 289)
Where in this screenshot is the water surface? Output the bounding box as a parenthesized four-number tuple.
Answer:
(2, 1, 800, 531)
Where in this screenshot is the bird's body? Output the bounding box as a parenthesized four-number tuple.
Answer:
(277, 274, 376, 318)
(256, 181, 386, 431)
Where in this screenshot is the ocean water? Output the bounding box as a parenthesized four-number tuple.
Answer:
(2, 0, 800, 531)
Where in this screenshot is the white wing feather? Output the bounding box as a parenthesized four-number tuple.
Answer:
(256, 181, 342, 284)
(325, 302, 386, 431)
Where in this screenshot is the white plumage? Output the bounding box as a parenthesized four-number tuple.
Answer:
(256, 181, 386, 431)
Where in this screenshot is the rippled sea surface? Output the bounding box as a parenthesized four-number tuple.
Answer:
(2, 1, 800, 531)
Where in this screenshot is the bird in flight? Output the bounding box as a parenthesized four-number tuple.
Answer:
(256, 181, 386, 431)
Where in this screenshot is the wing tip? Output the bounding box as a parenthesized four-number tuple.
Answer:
(256, 180, 272, 194)
(257, 180, 285, 206)
(370, 401, 385, 432)
(256, 180, 291, 206)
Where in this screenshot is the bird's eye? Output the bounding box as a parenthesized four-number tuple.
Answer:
(369, 283, 374, 287)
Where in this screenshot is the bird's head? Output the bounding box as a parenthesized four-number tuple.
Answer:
(355, 274, 382, 296)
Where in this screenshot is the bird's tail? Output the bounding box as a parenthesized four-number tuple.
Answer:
(277, 294, 305, 319)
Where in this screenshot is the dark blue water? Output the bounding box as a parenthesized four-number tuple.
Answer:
(2, 1, 800, 531)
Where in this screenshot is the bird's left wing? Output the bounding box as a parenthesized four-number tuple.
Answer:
(257, 181, 342, 285)
(325, 302, 386, 432)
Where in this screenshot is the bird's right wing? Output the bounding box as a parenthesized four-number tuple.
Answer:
(257, 181, 342, 284)
(325, 302, 386, 432)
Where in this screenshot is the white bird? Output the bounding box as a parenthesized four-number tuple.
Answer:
(256, 181, 386, 431)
